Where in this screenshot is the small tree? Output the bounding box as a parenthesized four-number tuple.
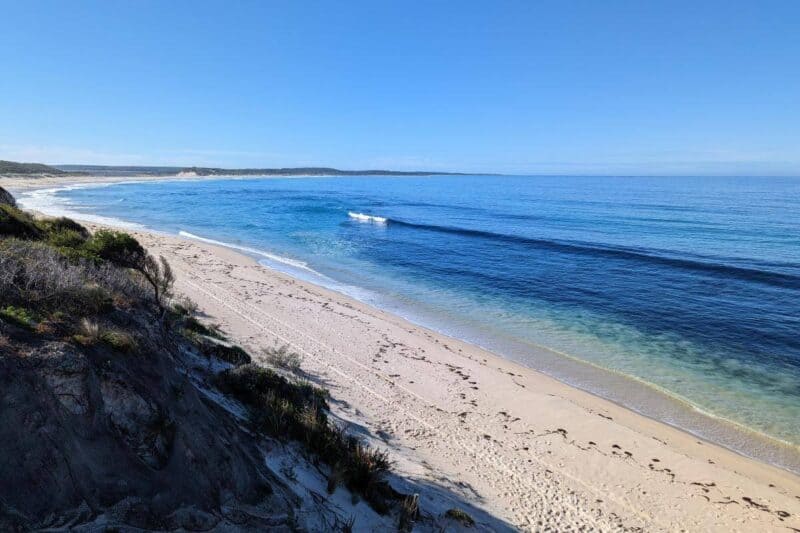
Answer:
(85, 230, 174, 315)
(141, 254, 175, 314)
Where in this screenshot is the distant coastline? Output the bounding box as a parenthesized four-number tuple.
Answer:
(0, 159, 466, 179)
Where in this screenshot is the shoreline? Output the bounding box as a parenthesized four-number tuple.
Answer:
(8, 174, 800, 475)
(5, 175, 800, 529)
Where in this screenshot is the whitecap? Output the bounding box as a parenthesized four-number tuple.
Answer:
(348, 211, 387, 224)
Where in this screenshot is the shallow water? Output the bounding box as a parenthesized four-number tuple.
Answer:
(20, 175, 800, 469)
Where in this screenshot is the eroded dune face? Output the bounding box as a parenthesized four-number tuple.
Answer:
(0, 324, 291, 531)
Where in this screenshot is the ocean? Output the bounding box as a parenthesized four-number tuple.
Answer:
(20, 174, 800, 471)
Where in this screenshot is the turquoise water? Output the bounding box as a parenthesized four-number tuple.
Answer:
(21, 175, 800, 469)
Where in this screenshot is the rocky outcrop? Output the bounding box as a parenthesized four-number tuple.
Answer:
(0, 328, 297, 531)
(0, 186, 15, 208)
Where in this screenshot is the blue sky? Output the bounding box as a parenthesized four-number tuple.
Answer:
(0, 1, 798, 175)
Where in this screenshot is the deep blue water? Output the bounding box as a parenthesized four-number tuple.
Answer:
(23, 175, 800, 458)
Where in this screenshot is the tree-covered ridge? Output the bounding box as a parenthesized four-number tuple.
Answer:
(59, 163, 462, 176)
(0, 160, 69, 175)
(1, 159, 464, 177)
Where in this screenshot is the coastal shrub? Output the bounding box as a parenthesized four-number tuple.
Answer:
(199, 339, 251, 366)
(444, 508, 475, 527)
(47, 228, 89, 249)
(0, 204, 43, 239)
(0, 239, 131, 316)
(215, 364, 393, 511)
(171, 296, 198, 317)
(0, 186, 17, 207)
(0, 306, 37, 330)
(140, 254, 175, 313)
(264, 344, 303, 373)
(100, 329, 138, 353)
(73, 318, 101, 345)
(40, 216, 90, 239)
(183, 316, 224, 339)
(84, 230, 175, 313)
(84, 230, 146, 267)
(0, 216, 156, 313)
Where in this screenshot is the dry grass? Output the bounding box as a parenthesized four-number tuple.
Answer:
(445, 507, 475, 526)
(398, 493, 420, 531)
(263, 344, 303, 373)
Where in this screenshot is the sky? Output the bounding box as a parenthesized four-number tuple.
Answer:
(0, 1, 798, 175)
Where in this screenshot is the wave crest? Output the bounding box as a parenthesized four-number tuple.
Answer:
(348, 211, 387, 224)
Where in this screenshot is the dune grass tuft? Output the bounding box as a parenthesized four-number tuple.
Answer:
(445, 507, 475, 526)
(264, 344, 303, 373)
(215, 364, 394, 512)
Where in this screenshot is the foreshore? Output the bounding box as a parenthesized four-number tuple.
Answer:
(0, 172, 361, 192)
(5, 176, 800, 531)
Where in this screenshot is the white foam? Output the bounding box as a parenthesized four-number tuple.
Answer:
(178, 230, 379, 303)
(17, 184, 145, 230)
(348, 211, 387, 224)
(178, 231, 320, 274)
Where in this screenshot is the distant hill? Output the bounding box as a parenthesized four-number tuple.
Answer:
(0, 160, 70, 176)
(56, 164, 461, 177)
(1, 160, 463, 178)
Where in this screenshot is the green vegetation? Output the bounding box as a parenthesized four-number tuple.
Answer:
(445, 508, 475, 527)
(263, 344, 304, 373)
(197, 338, 252, 365)
(0, 160, 67, 175)
(0, 197, 176, 341)
(0, 204, 43, 239)
(83, 229, 146, 265)
(100, 329, 138, 353)
(0, 306, 37, 330)
(183, 315, 224, 339)
(215, 364, 395, 512)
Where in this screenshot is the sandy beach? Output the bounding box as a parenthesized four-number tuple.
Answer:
(4, 176, 800, 531)
(102, 224, 800, 531)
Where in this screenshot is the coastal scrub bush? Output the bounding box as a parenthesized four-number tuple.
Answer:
(0, 239, 132, 316)
(40, 216, 90, 240)
(47, 228, 89, 249)
(0, 186, 17, 207)
(0, 204, 43, 239)
(264, 344, 303, 373)
(100, 329, 138, 353)
(171, 296, 198, 317)
(183, 316, 224, 339)
(203, 340, 251, 366)
(84, 229, 146, 266)
(85, 230, 175, 314)
(0, 306, 37, 330)
(215, 364, 393, 511)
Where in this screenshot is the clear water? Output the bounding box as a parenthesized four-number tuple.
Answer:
(21, 175, 800, 469)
